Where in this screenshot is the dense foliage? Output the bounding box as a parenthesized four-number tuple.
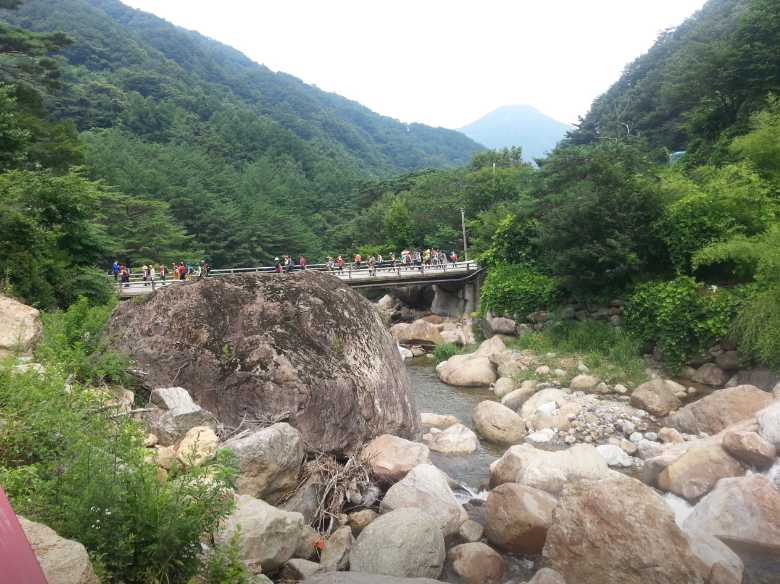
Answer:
(481, 264, 558, 319)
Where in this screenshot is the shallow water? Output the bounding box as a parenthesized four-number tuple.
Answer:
(406, 359, 505, 491)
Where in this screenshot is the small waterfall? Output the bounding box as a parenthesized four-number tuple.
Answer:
(452, 482, 488, 504)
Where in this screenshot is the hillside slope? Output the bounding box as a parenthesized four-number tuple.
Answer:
(460, 105, 571, 161)
(0, 0, 483, 266)
(568, 0, 780, 162)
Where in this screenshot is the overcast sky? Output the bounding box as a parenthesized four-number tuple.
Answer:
(122, 0, 707, 129)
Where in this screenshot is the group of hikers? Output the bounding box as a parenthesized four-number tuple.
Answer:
(112, 260, 210, 286)
(112, 248, 462, 285)
(324, 248, 460, 276)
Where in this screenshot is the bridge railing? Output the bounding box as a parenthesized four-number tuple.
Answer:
(113, 261, 478, 294)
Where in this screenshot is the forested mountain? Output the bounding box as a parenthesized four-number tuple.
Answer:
(459, 105, 571, 161)
(0, 0, 481, 270)
(568, 0, 780, 164)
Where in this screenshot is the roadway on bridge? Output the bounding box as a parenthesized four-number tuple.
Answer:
(115, 261, 481, 297)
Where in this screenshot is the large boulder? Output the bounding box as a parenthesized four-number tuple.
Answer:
(485, 314, 517, 337)
(685, 529, 744, 584)
(108, 271, 419, 454)
(473, 401, 527, 444)
(423, 423, 479, 455)
(501, 384, 538, 411)
(420, 413, 460, 429)
(630, 379, 683, 417)
(215, 494, 304, 572)
(656, 445, 744, 501)
(490, 444, 611, 495)
(175, 425, 219, 466)
(350, 508, 446, 579)
(390, 320, 444, 346)
(721, 429, 776, 467)
(447, 542, 506, 584)
(664, 385, 774, 435)
(362, 434, 430, 485)
(756, 400, 780, 448)
(569, 374, 600, 393)
(528, 568, 567, 584)
(485, 483, 557, 553)
(144, 387, 217, 446)
(379, 464, 465, 537)
(684, 474, 780, 552)
(18, 516, 100, 584)
(0, 294, 42, 359)
(437, 355, 497, 387)
(221, 422, 304, 504)
(436, 336, 506, 387)
(320, 525, 354, 572)
(543, 477, 715, 584)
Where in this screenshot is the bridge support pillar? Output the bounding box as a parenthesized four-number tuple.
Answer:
(431, 278, 481, 318)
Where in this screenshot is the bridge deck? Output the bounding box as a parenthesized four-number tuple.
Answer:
(115, 261, 481, 297)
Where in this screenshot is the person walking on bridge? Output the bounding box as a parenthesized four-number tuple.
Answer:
(112, 260, 120, 281)
(298, 255, 307, 270)
(337, 255, 345, 273)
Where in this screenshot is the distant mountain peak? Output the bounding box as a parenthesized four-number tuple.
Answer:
(459, 105, 572, 161)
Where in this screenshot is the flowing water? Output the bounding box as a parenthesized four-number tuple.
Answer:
(405, 358, 780, 584)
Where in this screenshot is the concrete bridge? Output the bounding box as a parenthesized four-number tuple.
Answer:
(116, 261, 484, 315)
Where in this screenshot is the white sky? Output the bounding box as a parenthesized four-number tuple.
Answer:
(121, 0, 707, 129)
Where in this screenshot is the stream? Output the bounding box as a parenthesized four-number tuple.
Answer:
(405, 358, 780, 584)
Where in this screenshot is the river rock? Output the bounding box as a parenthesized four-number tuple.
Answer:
(489, 444, 612, 494)
(685, 529, 744, 584)
(18, 516, 100, 584)
(715, 350, 740, 371)
(596, 444, 633, 468)
(756, 400, 780, 448)
(390, 319, 445, 346)
(350, 508, 446, 579)
(362, 434, 431, 484)
(306, 574, 441, 584)
(458, 519, 484, 543)
(438, 354, 497, 387)
(380, 463, 465, 536)
(658, 427, 685, 444)
(473, 401, 527, 444)
(501, 381, 538, 410)
(665, 385, 774, 435)
(485, 314, 517, 337)
(348, 509, 378, 535)
(144, 387, 217, 446)
(493, 377, 516, 399)
(684, 474, 780, 552)
(485, 483, 557, 553)
(519, 388, 569, 419)
(221, 422, 304, 504)
(656, 445, 744, 501)
(0, 294, 42, 359)
(690, 363, 729, 386)
(420, 412, 460, 429)
(528, 568, 567, 584)
(423, 423, 479, 454)
(281, 558, 322, 580)
(175, 425, 218, 466)
(569, 374, 600, 392)
(109, 271, 419, 454)
(320, 525, 354, 572)
(447, 542, 506, 584)
(215, 494, 304, 572)
(735, 366, 779, 391)
(630, 379, 683, 417)
(722, 429, 776, 467)
(543, 477, 713, 584)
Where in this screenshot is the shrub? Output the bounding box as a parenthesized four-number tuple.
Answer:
(481, 263, 558, 319)
(204, 528, 254, 584)
(0, 366, 237, 584)
(35, 296, 128, 384)
(624, 276, 742, 369)
(433, 342, 460, 364)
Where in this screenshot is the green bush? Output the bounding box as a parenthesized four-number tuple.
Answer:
(0, 366, 237, 584)
(204, 528, 254, 584)
(624, 277, 742, 368)
(35, 296, 128, 384)
(433, 342, 461, 364)
(481, 263, 558, 319)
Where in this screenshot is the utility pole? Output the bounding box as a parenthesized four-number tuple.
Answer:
(460, 208, 468, 261)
